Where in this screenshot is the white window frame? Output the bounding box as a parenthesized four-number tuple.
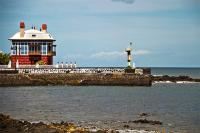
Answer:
(20, 42, 28, 55)
(11, 43, 16, 55)
(20, 43, 24, 55)
(42, 42, 47, 55)
(17, 42, 19, 55)
(25, 42, 28, 55)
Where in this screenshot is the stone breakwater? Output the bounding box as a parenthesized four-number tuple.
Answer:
(1, 73, 200, 87)
(0, 73, 152, 87)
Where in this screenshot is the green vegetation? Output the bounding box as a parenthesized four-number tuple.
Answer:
(36, 60, 46, 65)
(0, 52, 10, 65)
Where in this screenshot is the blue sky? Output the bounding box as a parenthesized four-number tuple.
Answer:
(0, 0, 200, 67)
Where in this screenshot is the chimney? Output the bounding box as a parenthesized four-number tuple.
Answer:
(41, 24, 47, 33)
(20, 21, 25, 38)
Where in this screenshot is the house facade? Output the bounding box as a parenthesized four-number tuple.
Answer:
(9, 21, 56, 67)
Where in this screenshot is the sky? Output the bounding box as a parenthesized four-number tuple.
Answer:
(0, 0, 200, 67)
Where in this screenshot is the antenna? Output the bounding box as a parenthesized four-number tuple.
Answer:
(130, 42, 133, 49)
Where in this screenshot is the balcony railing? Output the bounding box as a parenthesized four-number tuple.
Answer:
(47, 51, 56, 56)
(29, 51, 42, 55)
(28, 51, 56, 56)
(0, 65, 9, 69)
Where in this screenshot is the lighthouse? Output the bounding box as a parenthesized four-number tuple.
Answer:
(125, 42, 133, 68)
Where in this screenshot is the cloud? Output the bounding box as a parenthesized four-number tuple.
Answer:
(111, 0, 135, 4)
(65, 54, 83, 59)
(90, 49, 151, 59)
(90, 51, 125, 59)
(134, 50, 151, 55)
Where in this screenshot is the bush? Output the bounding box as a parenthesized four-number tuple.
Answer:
(0, 52, 10, 65)
(36, 60, 46, 65)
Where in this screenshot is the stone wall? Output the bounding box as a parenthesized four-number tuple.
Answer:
(0, 73, 152, 87)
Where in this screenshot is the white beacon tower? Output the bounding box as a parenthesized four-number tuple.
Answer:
(125, 42, 133, 68)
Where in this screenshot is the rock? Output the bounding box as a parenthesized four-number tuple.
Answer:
(123, 124, 130, 128)
(0, 113, 163, 133)
(129, 119, 162, 125)
(152, 75, 200, 83)
(139, 113, 149, 117)
(60, 120, 65, 125)
(95, 130, 108, 133)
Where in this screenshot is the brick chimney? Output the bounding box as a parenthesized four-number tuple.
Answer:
(20, 21, 25, 38)
(41, 24, 47, 33)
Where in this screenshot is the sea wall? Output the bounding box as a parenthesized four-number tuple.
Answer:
(0, 73, 152, 87)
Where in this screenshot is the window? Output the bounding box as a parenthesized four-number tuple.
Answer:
(38, 42, 42, 51)
(20, 43, 28, 55)
(24, 43, 28, 54)
(48, 45, 51, 52)
(42, 43, 47, 55)
(31, 46, 34, 52)
(32, 34, 36, 37)
(12, 43, 16, 55)
(11, 42, 20, 55)
(53, 45, 56, 52)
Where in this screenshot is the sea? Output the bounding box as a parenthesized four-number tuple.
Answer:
(0, 67, 200, 133)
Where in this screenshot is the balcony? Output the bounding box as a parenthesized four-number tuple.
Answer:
(28, 51, 56, 56)
(47, 51, 56, 56)
(29, 51, 42, 55)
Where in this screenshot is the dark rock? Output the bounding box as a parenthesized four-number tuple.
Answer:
(0, 113, 163, 133)
(96, 130, 107, 133)
(139, 113, 149, 117)
(123, 124, 130, 128)
(0, 123, 7, 129)
(129, 119, 162, 125)
(110, 130, 119, 133)
(152, 75, 200, 83)
(60, 120, 65, 125)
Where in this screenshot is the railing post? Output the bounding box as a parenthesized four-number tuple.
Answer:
(16, 60, 19, 69)
(8, 60, 11, 68)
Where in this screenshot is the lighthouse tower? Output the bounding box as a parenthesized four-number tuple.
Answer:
(125, 42, 133, 68)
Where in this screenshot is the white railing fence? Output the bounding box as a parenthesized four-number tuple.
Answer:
(17, 68, 125, 74)
(0, 65, 9, 69)
(0, 64, 128, 74)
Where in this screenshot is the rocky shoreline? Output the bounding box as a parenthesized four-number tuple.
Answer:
(0, 114, 166, 133)
(152, 75, 200, 83)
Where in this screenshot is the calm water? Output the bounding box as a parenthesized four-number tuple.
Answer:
(0, 68, 200, 133)
(0, 84, 200, 132)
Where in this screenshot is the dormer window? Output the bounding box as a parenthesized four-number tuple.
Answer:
(32, 34, 36, 37)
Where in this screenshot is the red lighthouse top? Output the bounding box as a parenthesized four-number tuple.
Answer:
(20, 21, 25, 28)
